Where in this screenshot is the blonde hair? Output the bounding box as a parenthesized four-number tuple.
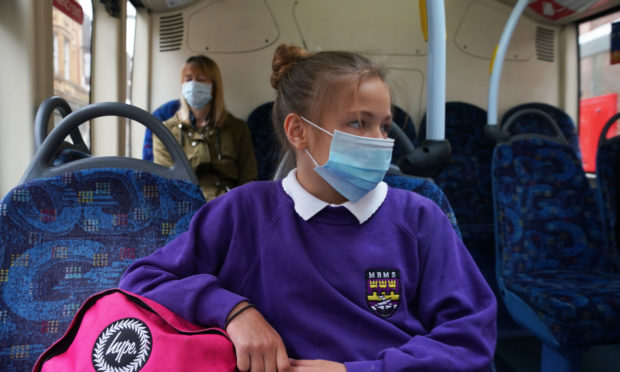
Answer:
(178, 55, 227, 127)
(270, 44, 387, 153)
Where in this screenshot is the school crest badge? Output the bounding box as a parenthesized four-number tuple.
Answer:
(366, 269, 400, 318)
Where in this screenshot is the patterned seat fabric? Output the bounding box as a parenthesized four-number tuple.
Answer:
(596, 138, 620, 251)
(419, 102, 495, 253)
(507, 269, 620, 345)
(247, 102, 281, 181)
(143, 99, 181, 161)
(0, 169, 206, 371)
(493, 136, 620, 346)
(384, 174, 461, 237)
(501, 102, 582, 161)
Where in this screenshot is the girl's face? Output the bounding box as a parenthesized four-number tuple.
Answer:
(182, 63, 213, 85)
(307, 76, 392, 166)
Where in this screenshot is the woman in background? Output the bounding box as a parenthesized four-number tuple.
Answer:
(153, 55, 257, 201)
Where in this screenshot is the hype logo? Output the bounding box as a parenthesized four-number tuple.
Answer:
(92, 318, 152, 372)
(107, 331, 137, 363)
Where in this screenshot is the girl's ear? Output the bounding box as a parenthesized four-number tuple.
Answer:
(284, 113, 308, 151)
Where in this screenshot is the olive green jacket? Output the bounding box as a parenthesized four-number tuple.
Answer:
(153, 111, 258, 201)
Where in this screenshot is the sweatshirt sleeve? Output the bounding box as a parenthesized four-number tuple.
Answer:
(118, 197, 249, 328)
(345, 201, 497, 372)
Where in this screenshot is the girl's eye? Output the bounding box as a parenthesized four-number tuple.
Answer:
(348, 121, 362, 129)
(381, 123, 392, 133)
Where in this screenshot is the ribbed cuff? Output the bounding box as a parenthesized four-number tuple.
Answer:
(194, 286, 248, 328)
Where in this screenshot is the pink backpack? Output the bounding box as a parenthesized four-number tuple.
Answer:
(33, 289, 237, 372)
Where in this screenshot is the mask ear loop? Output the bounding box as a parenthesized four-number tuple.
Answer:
(300, 116, 333, 168)
(300, 116, 333, 136)
(304, 149, 320, 167)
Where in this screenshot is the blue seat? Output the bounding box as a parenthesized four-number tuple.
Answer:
(419, 102, 526, 339)
(419, 102, 495, 258)
(0, 102, 206, 371)
(391, 105, 418, 161)
(143, 99, 181, 161)
(492, 133, 620, 371)
(246, 102, 281, 181)
(384, 173, 460, 237)
(596, 113, 620, 252)
(501, 102, 582, 161)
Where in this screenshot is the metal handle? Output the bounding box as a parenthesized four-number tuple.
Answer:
(34, 96, 88, 153)
(20, 102, 198, 185)
(502, 108, 568, 145)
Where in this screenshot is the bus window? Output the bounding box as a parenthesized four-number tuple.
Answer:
(578, 9, 620, 172)
(51, 0, 93, 149)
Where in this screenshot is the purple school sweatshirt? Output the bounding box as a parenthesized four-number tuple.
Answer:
(119, 181, 497, 371)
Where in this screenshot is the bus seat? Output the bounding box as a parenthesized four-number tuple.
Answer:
(596, 113, 620, 252)
(418, 102, 528, 339)
(391, 105, 418, 160)
(34, 96, 91, 166)
(419, 102, 495, 257)
(384, 173, 460, 237)
(247, 101, 280, 181)
(0, 102, 206, 371)
(501, 102, 582, 161)
(492, 133, 620, 372)
(143, 99, 181, 161)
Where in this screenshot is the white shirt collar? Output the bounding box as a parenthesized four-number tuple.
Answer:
(281, 169, 387, 224)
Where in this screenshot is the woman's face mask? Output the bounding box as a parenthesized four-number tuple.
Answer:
(301, 116, 394, 202)
(182, 81, 212, 109)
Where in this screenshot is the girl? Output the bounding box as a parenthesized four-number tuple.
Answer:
(120, 45, 496, 372)
(153, 55, 258, 201)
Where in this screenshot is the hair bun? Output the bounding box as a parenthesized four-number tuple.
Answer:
(271, 44, 310, 89)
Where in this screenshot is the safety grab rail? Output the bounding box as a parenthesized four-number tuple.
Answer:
(20, 102, 198, 185)
(485, 0, 530, 141)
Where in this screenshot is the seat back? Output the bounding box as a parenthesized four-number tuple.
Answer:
(0, 102, 206, 371)
(391, 105, 418, 160)
(596, 113, 620, 251)
(419, 102, 495, 242)
(143, 99, 181, 161)
(247, 102, 281, 180)
(384, 173, 460, 237)
(0, 170, 205, 371)
(501, 102, 581, 160)
(492, 135, 612, 282)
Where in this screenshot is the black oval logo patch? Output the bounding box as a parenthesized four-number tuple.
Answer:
(92, 318, 152, 372)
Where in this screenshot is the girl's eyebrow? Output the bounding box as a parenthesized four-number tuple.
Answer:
(345, 110, 393, 122)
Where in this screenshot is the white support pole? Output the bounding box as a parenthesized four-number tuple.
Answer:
(425, 0, 446, 140)
(487, 0, 530, 126)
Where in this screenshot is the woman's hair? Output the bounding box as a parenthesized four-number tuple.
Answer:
(178, 55, 227, 127)
(270, 44, 387, 153)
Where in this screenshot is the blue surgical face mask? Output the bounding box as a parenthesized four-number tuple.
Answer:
(301, 116, 394, 202)
(182, 81, 212, 109)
